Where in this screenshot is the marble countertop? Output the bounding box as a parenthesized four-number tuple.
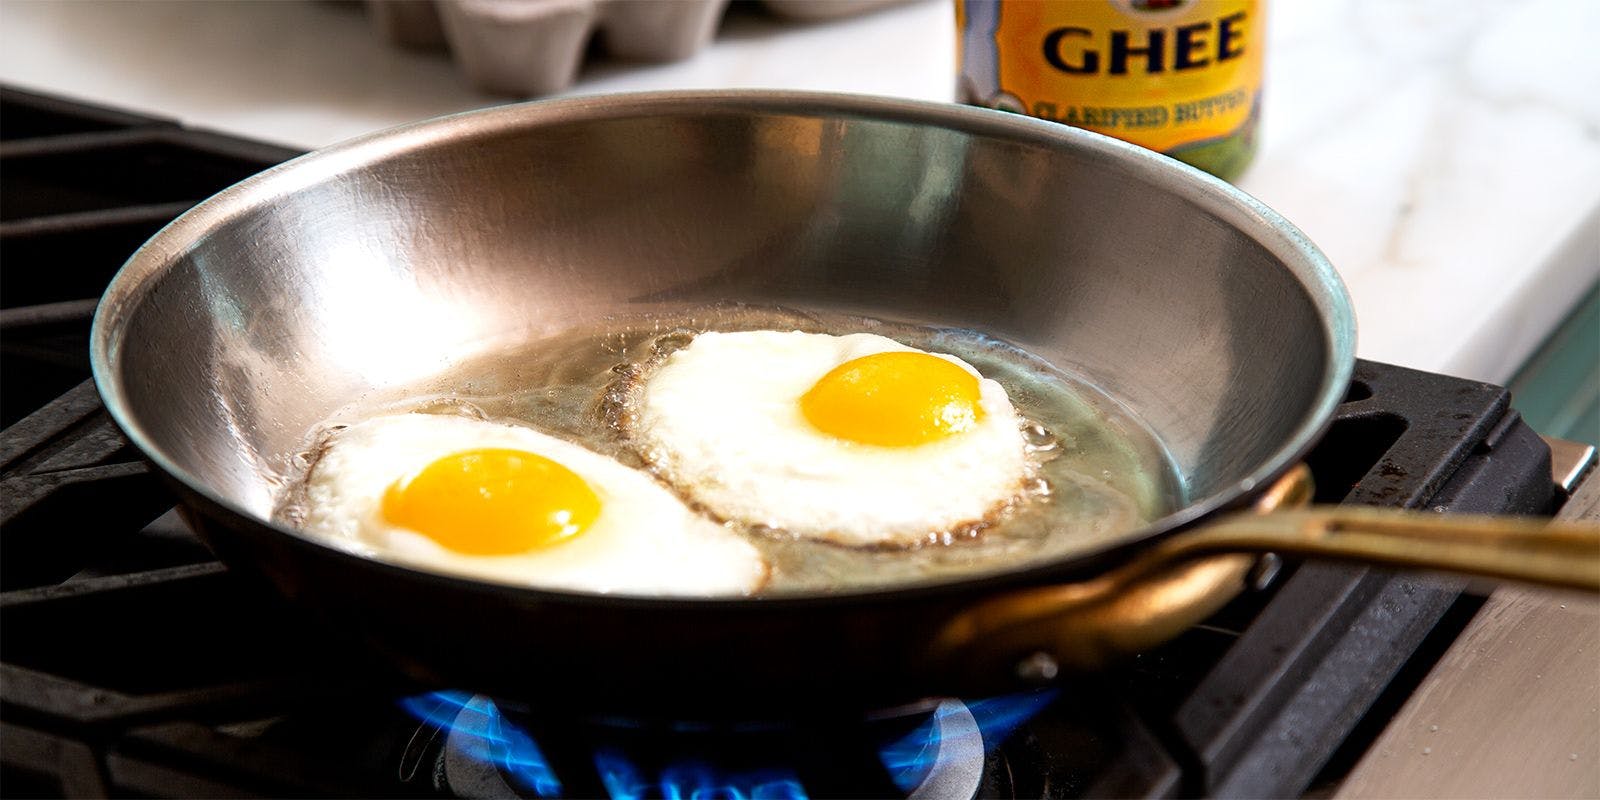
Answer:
(3, 0, 1597, 384)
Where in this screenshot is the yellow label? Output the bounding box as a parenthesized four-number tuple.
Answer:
(965, 0, 1263, 156)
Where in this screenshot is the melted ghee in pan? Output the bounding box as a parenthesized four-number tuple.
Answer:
(277, 307, 1183, 594)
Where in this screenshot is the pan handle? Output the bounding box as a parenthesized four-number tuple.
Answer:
(1172, 506, 1600, 592)
(925, 466, 1598, 684)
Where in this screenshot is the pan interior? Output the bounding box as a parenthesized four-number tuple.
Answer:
(270, 305, 1186, 593)
(95, 95, 1351, 595)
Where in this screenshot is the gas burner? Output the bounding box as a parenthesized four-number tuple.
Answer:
(400, 690, 1060, 799)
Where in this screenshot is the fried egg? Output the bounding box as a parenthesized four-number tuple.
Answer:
(294, 413, 768, 595)
(630, 331, 1032, 548)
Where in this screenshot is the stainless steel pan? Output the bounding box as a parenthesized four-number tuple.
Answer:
(90, 92, 1598, 716)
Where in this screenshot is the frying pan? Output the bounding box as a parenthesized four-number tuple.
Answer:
(90, 92, 1598, 717)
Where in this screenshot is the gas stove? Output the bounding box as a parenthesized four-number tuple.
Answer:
(0, 86, 1590, 799)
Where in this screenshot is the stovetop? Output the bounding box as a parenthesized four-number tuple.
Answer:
(0, 85, 1579, 799)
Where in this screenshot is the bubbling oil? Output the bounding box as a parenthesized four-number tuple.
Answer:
(276, 306, 1184, 594)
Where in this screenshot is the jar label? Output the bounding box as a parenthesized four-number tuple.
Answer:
(958, 0, 1263, 176)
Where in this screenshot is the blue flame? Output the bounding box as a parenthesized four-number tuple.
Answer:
(595, 749, 808, 800)
(399, 691, 563, 797)
(965, 689, 1059, 745)
(877, 690, 1057, 794)
(401, 689, 1053, 799)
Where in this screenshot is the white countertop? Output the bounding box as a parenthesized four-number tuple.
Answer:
(3, 0, 1597, 384)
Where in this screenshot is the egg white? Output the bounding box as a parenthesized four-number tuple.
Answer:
(630, 331, 1032, 548)
(295, 413, 768, 595)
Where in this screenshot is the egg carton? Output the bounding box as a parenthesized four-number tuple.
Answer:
(364, 0, 908, 96)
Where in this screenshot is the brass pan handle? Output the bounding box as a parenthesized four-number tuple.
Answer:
(1168, 507, 1600, 592)
(926, 465, 1599, 686)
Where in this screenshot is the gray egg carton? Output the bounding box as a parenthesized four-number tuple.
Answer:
(365, 0, 907, 96)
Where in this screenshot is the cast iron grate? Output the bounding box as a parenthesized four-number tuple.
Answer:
(0, 86, 1561, 799)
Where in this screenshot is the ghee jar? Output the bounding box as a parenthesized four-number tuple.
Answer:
(957, 0, 1264, 181)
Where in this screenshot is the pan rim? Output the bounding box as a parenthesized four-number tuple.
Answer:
(89, 89, 1356, 607)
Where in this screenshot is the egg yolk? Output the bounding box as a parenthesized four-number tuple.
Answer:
(800, 351, 985, 447)
(382, 448, 600, 555)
